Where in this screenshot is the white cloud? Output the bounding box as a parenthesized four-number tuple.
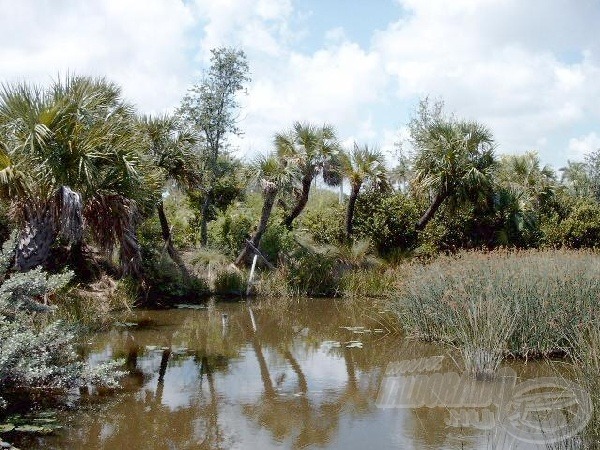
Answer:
(0, 0, 195, 112)
(374, 0, 600, 164)
(568, 132, 600, 161)
(1, 0, 600, 169)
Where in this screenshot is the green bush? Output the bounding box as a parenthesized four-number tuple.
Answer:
(560, 199, 600, 248)
(213, 267, 246, 295)
(353, 190, 421, 254)
(300, 200, 345, 246)
(282, 246, 340, 297)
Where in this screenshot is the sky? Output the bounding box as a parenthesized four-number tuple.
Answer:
(1, 0, 600, 169)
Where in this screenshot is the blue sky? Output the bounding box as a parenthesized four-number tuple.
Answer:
(1, 0, 599, 169)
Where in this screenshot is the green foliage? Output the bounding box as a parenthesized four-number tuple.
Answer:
(353, 190, 420, 254)
(560, 199, 600, 248)
(212, 267, 246, 296)
(282, 246, 340, 297)
(299, 197, 345, 246)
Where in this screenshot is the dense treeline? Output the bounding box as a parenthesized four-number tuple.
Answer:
(1, 50, 600, 302)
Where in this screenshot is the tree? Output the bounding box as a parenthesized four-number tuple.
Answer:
(274, 122, 340, 228)
(560, 161, 592, 198)
(178, 47, 250, 246)
(583, 148, 600, 201)
(410, 100, 495, 230)
(340, 143, 387, 241)
(141, 114, 202, 283)
(0, 76, 159, 276)
(234, 154, 300, 267)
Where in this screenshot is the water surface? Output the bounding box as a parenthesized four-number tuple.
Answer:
(14, 300, 579, 449)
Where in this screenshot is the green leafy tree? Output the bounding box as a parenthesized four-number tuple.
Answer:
(274, 122, 341, 228)
(235, 154, 300, 267)
(340, 143, 387, 241)
(410, 100, 495, 230)
(0, 76, 159, 276)
(178, 47, 250, 246)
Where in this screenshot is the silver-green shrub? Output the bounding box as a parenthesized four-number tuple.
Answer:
(0, 234, 122, 412)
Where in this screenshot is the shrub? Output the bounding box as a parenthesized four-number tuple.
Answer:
(212, 267, 246, 296)
(0, 235, 123, 413)
(353, 190, 421, 254)
(561, 200, 600, 248)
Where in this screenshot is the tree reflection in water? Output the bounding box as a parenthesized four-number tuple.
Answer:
(11, 301, 563, 450)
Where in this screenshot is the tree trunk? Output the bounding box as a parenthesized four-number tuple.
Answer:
(282, 173, 313, 229)
(235, 190, 277, 267)
(157, 201, 191, 284)
(416, 191, 447, 230)
(15, 210, 56, 272)
(345, 183, 361, 241)
(119, 224, 143, 278)
(199, 191, 212, 247)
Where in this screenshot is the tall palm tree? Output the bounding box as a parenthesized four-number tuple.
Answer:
(0, 76, 159, 275)
(141, 114, 202, 283)
(235, 153, 300, 267)
(413, 119, 495, 230)
(275, 122, 340, 229)
(340, 143, 387, 241)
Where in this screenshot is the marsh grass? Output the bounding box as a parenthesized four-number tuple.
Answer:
(392, 250, 600, 378)
(57, 276, 137, 330)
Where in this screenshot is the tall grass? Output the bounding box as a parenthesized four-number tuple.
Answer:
(391, 250, 600, 378)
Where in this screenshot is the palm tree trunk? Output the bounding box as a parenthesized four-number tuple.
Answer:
(15, 209, 55, 272)
(345, 183, 361, 241)
(157, 200, 191, 284)
(416, 191, 447, 230)
(283, 173, 313, 229)
(235, 189, 277, 267)
(199, 193, 211, 247)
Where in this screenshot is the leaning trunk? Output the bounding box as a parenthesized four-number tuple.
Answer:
(345, 183, 361, 241)
(282, 173, 313, 229)
(157, 201, 191, 284)
(199, 193, 211, 247)
(416, 191, 447, 230)
(235, 189, 277, 267)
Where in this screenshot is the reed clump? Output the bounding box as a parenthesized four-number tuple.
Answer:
(391, 249, 600, 379)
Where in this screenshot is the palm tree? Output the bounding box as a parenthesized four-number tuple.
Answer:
(560, 160, 592, 198)
(234, 153, 300, 267)
(0, 76, 159, 275)
(275, 122, 340, 229)
(141, 114, 202, 283)
(413, 119, 495, 230)
(340, 143, 387, 240)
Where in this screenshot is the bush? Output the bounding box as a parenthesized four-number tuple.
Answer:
(282, 245, 340, 297)
(560, 199, 600, 248)
(212, 267, 246, 296)
(0, 235, 122, 413)
(300, 200, 345, 246)
(353, 190, 421, 254)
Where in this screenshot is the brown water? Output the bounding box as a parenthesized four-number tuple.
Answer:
(13, 300, 584, 449)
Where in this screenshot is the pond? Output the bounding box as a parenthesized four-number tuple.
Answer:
(13, 300, 588, 449)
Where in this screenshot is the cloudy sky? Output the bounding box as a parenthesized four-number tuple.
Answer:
(1, 0, 599, 168)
